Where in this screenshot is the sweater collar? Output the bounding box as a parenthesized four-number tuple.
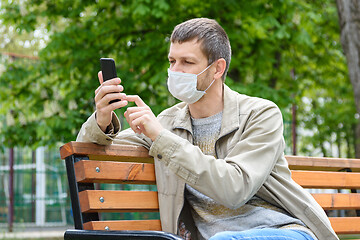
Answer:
(173, 84, 240, 137)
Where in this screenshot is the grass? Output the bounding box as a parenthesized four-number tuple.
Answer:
(339, 235, 360, 240)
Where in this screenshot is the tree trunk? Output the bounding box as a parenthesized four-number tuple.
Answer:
(337, 132, 342, 158)
(336, 0, 360, 158)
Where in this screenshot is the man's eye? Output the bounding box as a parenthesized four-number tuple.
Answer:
(169, 60, 175, 64)
(185, 61, 194, 64)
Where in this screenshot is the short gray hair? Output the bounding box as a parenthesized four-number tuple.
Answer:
(170, 18, 231, 81)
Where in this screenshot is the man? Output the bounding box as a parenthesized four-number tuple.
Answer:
(77, 18, 338, 240)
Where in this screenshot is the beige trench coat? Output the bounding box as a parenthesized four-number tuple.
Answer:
(77, 85, 338, 240)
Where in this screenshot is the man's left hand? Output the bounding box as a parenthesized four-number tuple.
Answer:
(124, 95, 163, 141)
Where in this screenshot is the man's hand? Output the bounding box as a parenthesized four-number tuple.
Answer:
(95, 71, 128, 132)
(124, 95, 163, 141)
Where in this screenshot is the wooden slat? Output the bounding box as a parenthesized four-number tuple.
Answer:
(60, 141, 153, 163)
(79, 190, 159, 213)
(83, 219, 162, 231)
(74, 160, 156, 184)
(286, 155, 360, 172)
(291, 170, 360, 189)
(311, 193, 360, 210)
(330, 217, 360, 234)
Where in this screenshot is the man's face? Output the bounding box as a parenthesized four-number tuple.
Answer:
(168, 39, 213, 90)
(168, 39, 209, 74)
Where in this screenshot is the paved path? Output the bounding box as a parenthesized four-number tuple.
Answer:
(0, 226, 67, 239)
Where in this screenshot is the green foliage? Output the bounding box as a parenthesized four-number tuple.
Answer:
(0, 0, 357, 157)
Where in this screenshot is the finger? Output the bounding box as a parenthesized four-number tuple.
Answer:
(125, 106, 150, 114)
(95, 75, 121, 95)
(95, 86, 122, 103)
(108, 99, 129, 110)
(98, 71, 104, 85)
(95, 85, 124, 102)
(101, 77, 121, 86)
(125, 95, 147, 108)
(124, 110, 143, 134)
(97, 84, 124, 97)
(98, 99, 129, 115)
(132, 114, 150, 132)
(97, 71, 121, 85)
(95, 84, 102, 96)
(126, 110, 148, 123)
(96, 92, 127, 109)
(125, 108, 151, 127)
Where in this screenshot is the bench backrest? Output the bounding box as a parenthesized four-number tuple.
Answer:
(61, 142, 360, 235)
(286, 155, 360, 235)
(60, 141, 160, 231)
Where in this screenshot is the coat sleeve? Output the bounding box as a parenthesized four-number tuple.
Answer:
(76, 111, 152, 149)
(149, 103, 285, 209)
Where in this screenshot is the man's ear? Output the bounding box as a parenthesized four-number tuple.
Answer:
(213, 58, 226, 80)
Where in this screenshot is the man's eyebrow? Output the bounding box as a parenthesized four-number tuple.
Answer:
(168, 55, 198, 61)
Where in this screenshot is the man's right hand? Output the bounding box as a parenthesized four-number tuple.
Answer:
(95, 71, 128, 132)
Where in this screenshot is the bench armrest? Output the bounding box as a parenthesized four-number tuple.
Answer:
(64, 229, 183, 240)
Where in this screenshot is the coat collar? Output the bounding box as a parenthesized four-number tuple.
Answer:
(220, 84, 240, 138)
(172, 84, 240, 137)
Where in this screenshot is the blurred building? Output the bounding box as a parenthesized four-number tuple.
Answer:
(0, 52, 72, 231)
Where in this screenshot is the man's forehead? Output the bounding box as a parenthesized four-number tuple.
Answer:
(168, 40, 206, 60)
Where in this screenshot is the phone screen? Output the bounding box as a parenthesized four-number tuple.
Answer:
(100, 58, 117, 81)
(100, 58, 120, 103)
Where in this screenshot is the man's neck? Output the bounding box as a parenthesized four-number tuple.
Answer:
(189, 82, 224, 119)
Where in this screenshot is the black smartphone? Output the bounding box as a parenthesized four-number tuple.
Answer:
(100, 58, 120, 103)
(100, 58, 117, 81)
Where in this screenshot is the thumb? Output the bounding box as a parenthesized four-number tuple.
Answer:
(98, 71, 104, 84)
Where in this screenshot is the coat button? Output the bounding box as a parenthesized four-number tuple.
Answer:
(157, 154, 162, 159)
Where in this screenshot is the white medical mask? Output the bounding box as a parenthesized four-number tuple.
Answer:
(167, 63, 215, 104)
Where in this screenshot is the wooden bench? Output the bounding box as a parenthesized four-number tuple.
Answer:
(286, 155, 360, 237)
(60, 141, 182, 240)
(60, 141, 360, 239)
